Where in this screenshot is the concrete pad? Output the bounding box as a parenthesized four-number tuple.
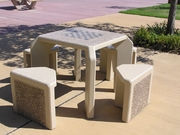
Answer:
(1, 33, 180, 135)
(137, 53, 180, 134)
(0, 104, 31, 135)
(11, 53, 180, 134)
(69, 13, 180, 29)
(1, 48, 180, 135)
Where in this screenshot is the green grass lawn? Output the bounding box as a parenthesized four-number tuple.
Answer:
(119, 4, 180, 20)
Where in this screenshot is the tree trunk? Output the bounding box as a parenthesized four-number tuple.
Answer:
(166, 0, 178, 35)
(168, 0, 180, 4)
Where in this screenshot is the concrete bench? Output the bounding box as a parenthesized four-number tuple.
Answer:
(114, 64, 153, 123)
(0, 0, 43, 9)
(10, 67, 57, 129)
(23, 45, 59, 74)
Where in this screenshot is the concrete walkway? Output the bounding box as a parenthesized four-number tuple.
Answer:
(0, 0, 180, 135)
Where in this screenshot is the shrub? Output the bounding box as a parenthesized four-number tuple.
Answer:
(133, 21, 180, 54)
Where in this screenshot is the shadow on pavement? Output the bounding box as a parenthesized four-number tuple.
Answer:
(0, 105, 45, 130)
(56, 99, 122, 122)
(55, 82, 84, 100)
(0, 6, 16, 10)
(0, 84, 12, 103)
(0, 22, 154, 68)
(106, 6, 136, 10)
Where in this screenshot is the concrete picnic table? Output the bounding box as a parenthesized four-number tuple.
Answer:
(30, 27, 133, 119)
(0, 0, 43, 9)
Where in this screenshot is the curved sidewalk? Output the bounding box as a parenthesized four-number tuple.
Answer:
(0, 0, 167, 27)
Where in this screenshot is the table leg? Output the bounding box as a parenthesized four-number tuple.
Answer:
(106, 49, 116, 81)
(112, 38, 133, 93)
(99, 49, 107, 73)
(11, 0, 24, 9)
(31, 38, 55, 67)
(85, 48, 96, 119)
(25, 0, 37, 9)
(74, 49, 81, 81)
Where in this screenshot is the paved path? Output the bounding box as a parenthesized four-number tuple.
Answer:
(0, 0, 167, 27)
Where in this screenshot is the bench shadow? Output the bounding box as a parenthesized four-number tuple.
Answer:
(0, 105, 47, 129)
(57, 68, 106, 81)
(0, 77, 12, 103)
(137, 56, 154, 65)
(0, 6, 16, 10)
(0, 99, 122, 130)
(55, 70, 107, 100)
(0, 77, 10, 83)
(55, 82, 84, 99)
(56, 99, 122, 122)
(0, 84, 12, 103)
